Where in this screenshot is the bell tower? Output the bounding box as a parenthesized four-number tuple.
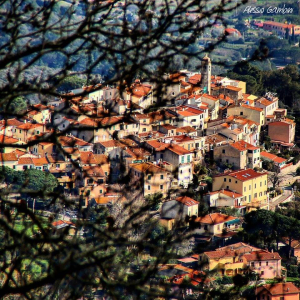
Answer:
(201, 54, 211, 95)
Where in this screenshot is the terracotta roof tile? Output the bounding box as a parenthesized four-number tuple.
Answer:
(244, 251, 281, 261)
(195, 213, 237, 225)
(256, 282, 300, 296)
(175, 196, 198, 206)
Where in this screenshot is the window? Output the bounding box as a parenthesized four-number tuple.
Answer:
(260, 182, 262, 187)
(224, 178, 227, 182)
(251, 262, 254, 267)
(181, 156, 184, 163)
(249, 185, 251, 190)
(240, 112, 243, 115)
(148, 175, 152, 180)
(160, 175, 164, 180)
(148, 185, 151, 190)
(160, 185, 163, 190)
(261, 271, 264, 275)
(235, 181, 237, 184)
(204, 225, 208, 231)
(187, 155, 190, 163)
(105, 172, 108, 176)
(229, 179, 231, 182)
(142, 128, 146, 132)
(56, 164, 60, 168)
(259, 262, 261, 266)
(222, 149, 225, 154)
(266, 261, 268, 266)
(244, 187, 246, 192)
(160, 154, 163, 159)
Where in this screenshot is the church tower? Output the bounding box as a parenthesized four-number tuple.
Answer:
(201, 54, 211, 95)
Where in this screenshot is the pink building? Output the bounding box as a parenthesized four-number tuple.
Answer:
(243, 251, 281, 279)
(268, 119, 295, 150)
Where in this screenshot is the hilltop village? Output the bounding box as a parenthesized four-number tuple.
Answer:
(1, 55, 300, 298)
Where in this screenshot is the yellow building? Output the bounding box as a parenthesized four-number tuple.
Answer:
(212, 169, 268, 211)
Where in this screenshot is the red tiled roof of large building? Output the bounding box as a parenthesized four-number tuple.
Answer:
(146, 140, 169, 151)
(255, 97, 273, 107)
(0, 135, 19, 144)
(217, 242, 261, 254)
(201, 94, 218, 101)
(219, 168, 267, 181)
(32, 157, 49, 166)
(176, 196, 198, 206)
(166, 144, 192, 155)
(94, 154, 109, 165)
(256, 282, 300, 296)
(18, 157, 34, 165)
(128, 83, 152, 98)
(241, 104, 263, 112)
(195, 213, 237, 225)
(188, 74, 201, 85)
(229, 140, 259, 151)
(79, 151, 97, 164)
(58, 136, 91, 147)
(204, 250, 236, 259)
(0, 152, 18, 162)
(17, 123, 43, 130)
(0, 119, 23, 127)
(225, 28, 242, 36)
(225, 85, 242, 92)
(82, 165, 105, 177)
(176, 126, 197, 134)
(243, 250, 281, 261)
(129, 162, 166, 174)
(260, 151, 286, 164)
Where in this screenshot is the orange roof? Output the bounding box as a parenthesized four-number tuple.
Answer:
(256, 282, 300, 296)
(188, 74, 201, 85)
(217, 242, 261, 254)
(0, 135, 19, 144)
(129, 162, 166, 174)
(218, 169, 267, 181)
(225, 85, 242, 92)
(18, 123, 43, 130)
(255, 97, 273, 107)
(241, 104, 263, 112)
(0, 152, 18, 162)
(176, 196, 198, 206)
(195, 213, 237, 225)
(32, 157, 49, 166)
(176, 126, 197, 133)
(260, 151, 286, 164)
(225, 28, 242, 36)
(79, 152, 97, 164)
(204, 250, 236, 259)
(58, 136, 91, 147)
(243, 251, 281, 261)
(229, 140, 258, 151)
(0, 119, 23, 127)
(177, 110, 198, 117)
(166, 144, 192, 155)
(129, 83, 152, 98)
(146, 140, 169, 151)
(82, 166, 105, 177)
(18, 157, 34, 165)
(201, 94, 218, 101)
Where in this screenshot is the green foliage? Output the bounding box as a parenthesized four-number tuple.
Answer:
(0, 167, 58, 192)
(288, 265, 299, 278)
(145, 193, 163, 211)
(219, 207, 240, 217)
(57, 76, 88, 92)
(215, 276, 233, 285)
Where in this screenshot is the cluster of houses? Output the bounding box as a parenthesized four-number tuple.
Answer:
(0, 55, 295, 212)
(156, 241, 300, 299)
